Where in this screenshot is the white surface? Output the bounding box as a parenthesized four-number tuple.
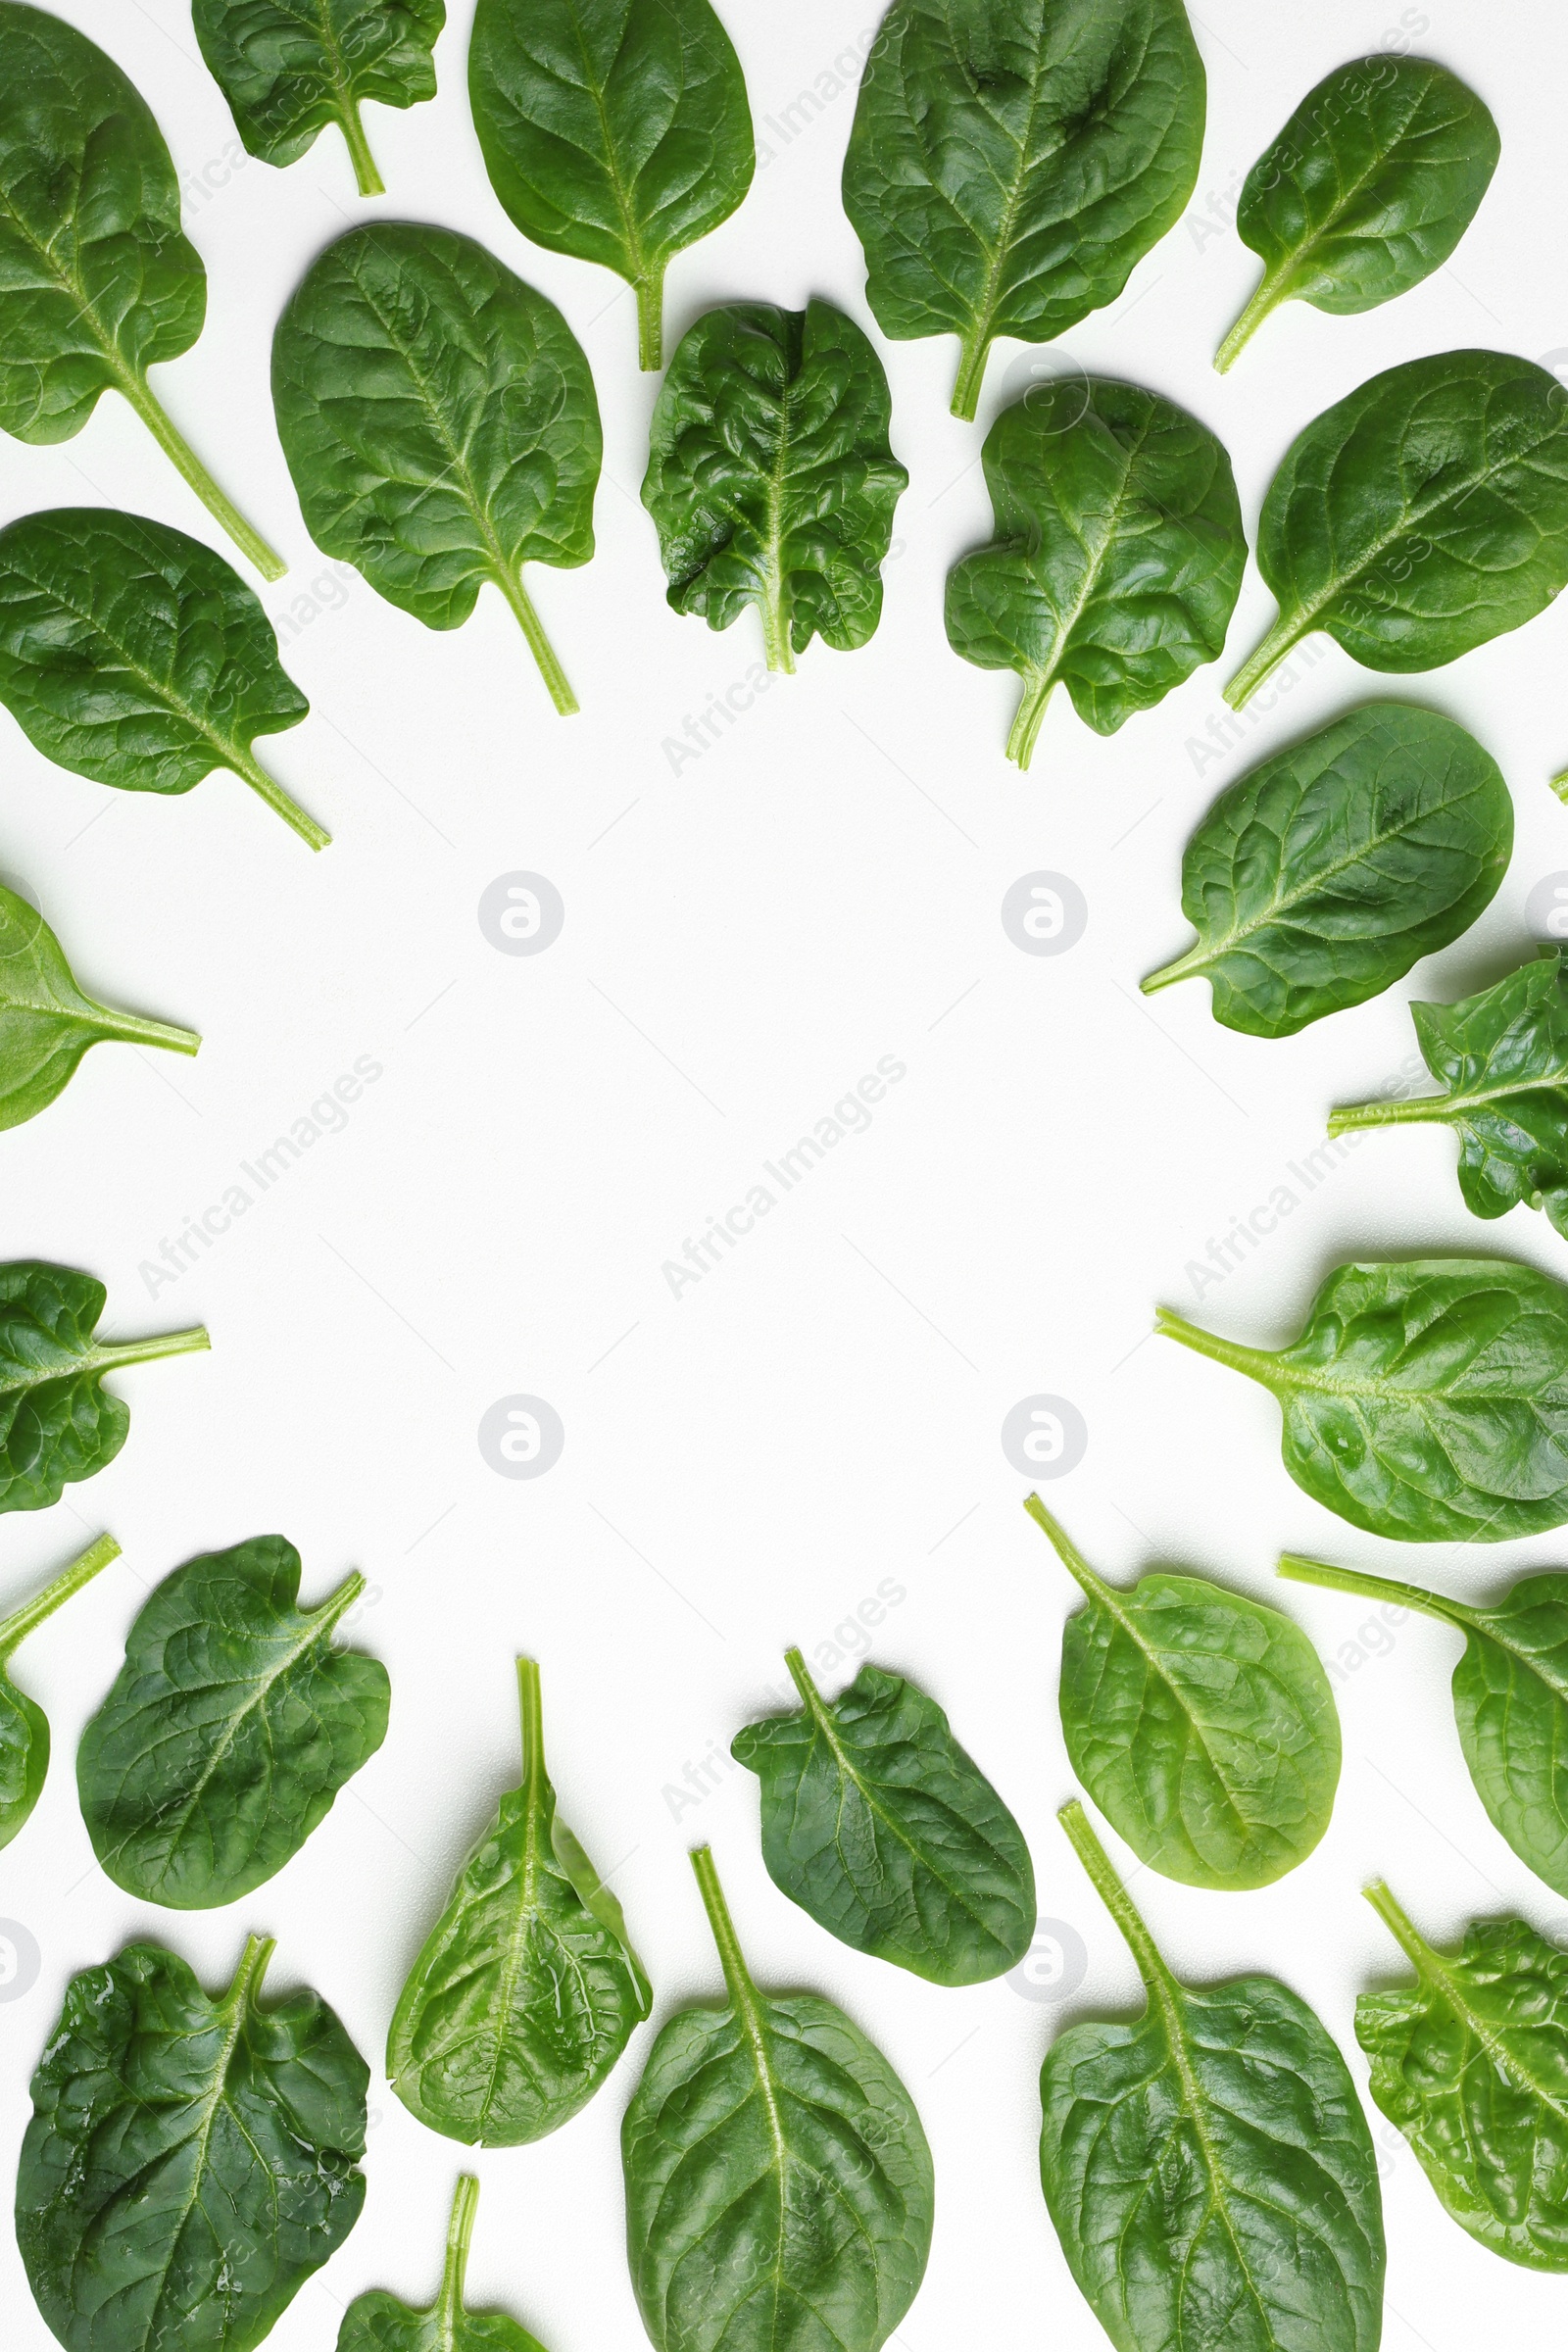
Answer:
(2, 1, 1567, 2345)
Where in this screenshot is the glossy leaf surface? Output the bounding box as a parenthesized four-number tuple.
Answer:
(643, 300, 906, 674)
(1217, 55, 1498, 370)
(1228, 350, 1568, 706)
(843, 0, 1205, 418)
(1028, 1498, 1339, 1890)
(0, 877, 199, 1131)
(272, 223, 600, 715)
(1159, 1256, 1568, 1543)
(192, 0, 445, 197)
(338, 2177, 547, 2352)
(731, 1648, 1034, 1984)
(78, 1536, 389, 1910)
(1142, 703, 1511, 1037)
(468, 0, 754, 369)
(16, 1935, 368, 2352)
(388, 1658, 650, 2144)
(0, 1261, 208, 1517)
(1358, 1884, 1568, 2270)
(622, 1847, 934, 2352)
(1044, 1801, 1385, 2352)
(945, 376, 1245, 766)
(0, 1535, 119, 1853)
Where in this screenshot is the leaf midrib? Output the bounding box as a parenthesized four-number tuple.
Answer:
(1412, 1946, 1568, 2128)
(561, 0, 652, 289)
(1018, 405, 1158, 699)
(1258, 70, 1435, 296)
(122, 1971, 256, 2341)
(1146, 1979, 1283, 2339)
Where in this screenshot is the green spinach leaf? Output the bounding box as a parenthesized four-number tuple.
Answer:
(945, 375, 1244, 766)
(0, 877, 199, 1130)
(192, 0, 445, 198)
(0, 3, 283, 579)
(338, 2177, 547, 2352)
(17, 1934, 368, 2352)
(731, 1647, 1034, 1984)
(1158, 1255, 1568, 1543)
(468, 0, 754, 370)
(1027, 1496, 1339, 1889)
(0, 1533, 119, 1853)
(843, 0, 1205, 419)
(0, 507, 326, 850)
(0, 1260, 208, 1517)
(1216, 55, 1499, 371)
(1357, 1883, 1568, 2270)
(622, 1845, 934, 2352)
(1044, 1798, 1384, 2352)
(1142, 703, 1511, 1036)
(1227, 350, 1568, 707)
(643, 300, 906, 675)
(1331, 949, 1568, 1236)
(388, 1656, 650, 2144)
(77, 1535, 389, 1910)
(272, 223, 600, 716)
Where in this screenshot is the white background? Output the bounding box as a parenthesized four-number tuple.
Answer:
(3, 1, 1568, 2346)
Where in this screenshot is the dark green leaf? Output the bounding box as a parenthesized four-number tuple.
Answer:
(1217, 56, 1499, 370)
(1142, 703, 1511, 1037)
(77, 1535, 390, 1910)
(1044, 1800, 1385, 2352)
(1332, 949, 1568, 1236)
(945, 376, 1245, 766)
(1358, 1883, 1568, 2270)
(16, 1935, 368, 2352)
(0, 507, 326, 850)
(642, 300, 906, 674)
(192, 0, 445, 198)
(468, 0, 754, 370)
(0, 877, 199, 1130)
(1227, 350, 1568, 707)
(731, 1647, 1034, 1985)
(843, 0, 1205, 419)
(1159, 1255, 1568, 1543)
(0, 3, 282, 577)
(338, 2177, 547, 2352)
(0, 1260, 208, 1518)
(388, 1657, 650, 2144)
(272, 222, 600, 717)
(0, 1534, 119, 1853)
(622, 1846, 934, 2352)
(1028, 1497, 1339, 1890)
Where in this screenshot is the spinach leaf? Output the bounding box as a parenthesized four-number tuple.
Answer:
(0, 507, 327, 850)
(843, 0, 1205, 419)
(192, 0, 445, 198)
(272, 223, 600, 716)
(77, 1535, 389, 1910)
(1283, 1551, 1568, 1902)
(0, 1533, 119, 1853)
(468, 0, 754, 371)
(1331, 949, 1568, 1236)
(0, 1260, 208, 1517)
(1227, 350, 1568, 707)
(1158, 1255, 1568, 1543)
(1044, 1799, 1385, 2352)
(0, 877, 199, 1130)
(1357, 1882, 1568, 2270)
(622, 1845, 934, 2352)
(1142, 703, 1511, 1037)
(338, 2177, 547, 2352)
(17, 1934, 368, 2352)
(388, 1656, 650, 2144)
(642, 300, 906, 675)
(945, 375, 1245, 766)
(731, 1647, 1034, 1984)
(0, 4, 283, 580)
(1027, 1496, 1339, 1889)
(1216, 56, 1499, 372)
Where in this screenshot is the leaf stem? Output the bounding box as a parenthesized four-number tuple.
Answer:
(1141, 940, 1211, 997)
(1214, 270, 1288, 373)
(1327, 1093, 1445, 1137)
(1022, 1494, 1110, 1601)
(1224, 609, 1310, 710)
(783, 1645, 822, 1710)
(1552, 767, 1568, 805)
(760, 586, 796, 675)
(88, 1324, 211, 1374)
(339, 100, 385, 198)
(0, 1533, 120, 1664)
(220, 1932, 276, 2015)
(493, 566, 579, 716)
(230, 749, 331, 852)
(1363, 1879, 1437, 1976)
(951, 329, 990, 422)
(1058, 1800, 1171, 1990)
(1006, 674, 1054, 768)
(97, 1007, 202, 1057)
(517, 1655, 545, 1792)
(635, 271, 664, 372)
(119, 374, 285, 583)
(438, 2176, 480, 2327)
(1277, 1552, 1459, 1626)
(1154, 1303, 1276, 1388)
(691, 1844, 760, 2012)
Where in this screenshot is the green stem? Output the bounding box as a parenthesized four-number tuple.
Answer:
(1058, 1800, 1170, 1989)
(517, 1654, 544, 1791)
(1141, 939, 1210, 997)
(95, 1006, 201, 1057)
(1277, 1552, 1460, 1627)
(1154, 1303, 1277, 1389)
(339, 100, 385, 198)
(1551, 768, 1568, 806)
(1006, 674, 1054, 769)
(635, 271, 665, 371)
(783, 1645, 821, 1710)
(760, 584, 796, 676)
(0, 1533, 120, 1663)
(312, 1569, 368, 1634)
(951, 329, 990, 422)
(1327, 1092, 1449, 1136)
(494, 566, 579, 717)
(1022, 1494, 1110, 1601)
(119, 374, 285, 583)
(1214, 270, 1288, 373)
(231, 749, 331, 852)
(691, 1845, 760, 2013)
(88, 1325, 211, 1375)
(1224, 609, 1310, 710)
(220, 1933, 276, 2015)
(438, 2176, 480, 2328)
(1363, 1879, 1437, 1976)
